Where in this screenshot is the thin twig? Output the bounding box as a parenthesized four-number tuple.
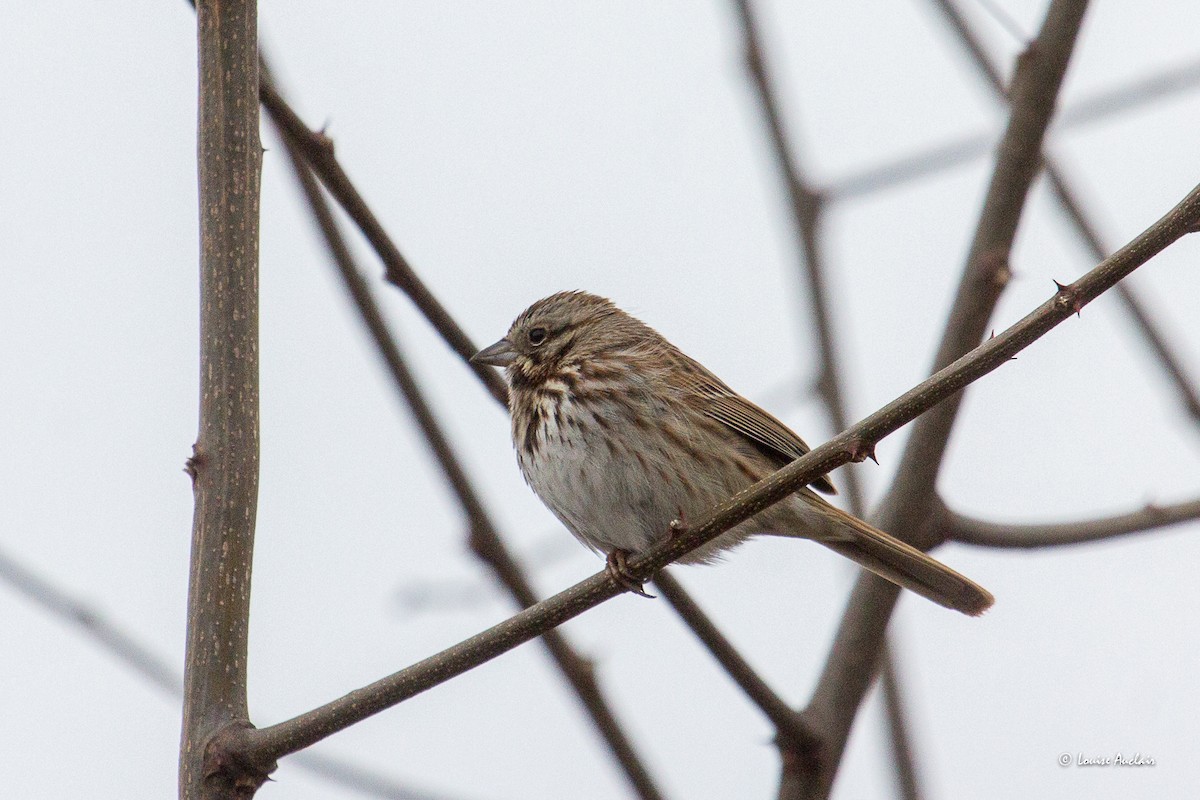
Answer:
(794, 3, 1093, 797)
(181, 1, 264, 797)
(938, 496, 1200, 548)
(931, 0, 1200, 428)
(729, 1, 922, 796)
(268, 85, 666, 800)
(221, 174, 1200, 773)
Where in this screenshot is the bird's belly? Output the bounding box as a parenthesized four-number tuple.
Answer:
(518, 423, 700, 555)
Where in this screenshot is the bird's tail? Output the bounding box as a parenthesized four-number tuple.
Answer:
(795, 495, 994, 616)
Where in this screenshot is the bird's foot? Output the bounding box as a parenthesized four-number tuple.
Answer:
(605, 549, 654, 598)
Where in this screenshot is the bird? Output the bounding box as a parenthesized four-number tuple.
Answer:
(472, 291, 993, 615)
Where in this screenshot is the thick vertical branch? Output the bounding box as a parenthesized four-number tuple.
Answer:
(791, 2, 1091, 798)
(180, 1, 264, 798)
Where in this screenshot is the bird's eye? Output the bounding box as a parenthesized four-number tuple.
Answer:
(528, 327, 548, 346)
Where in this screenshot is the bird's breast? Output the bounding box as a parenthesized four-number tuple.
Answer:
(511, 387, 732, 554)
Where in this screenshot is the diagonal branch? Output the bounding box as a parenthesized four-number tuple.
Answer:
(930, 0, 1200, 429)
(268, 82, 666, 800)
(937, 496, 1200, 548)
(219, 174, 1200, 774)
(793, 3, 1092, 797)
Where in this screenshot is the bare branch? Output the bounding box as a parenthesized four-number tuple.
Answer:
(223, 172, 1200, 771)
(938, 496, 1200, 548)
(932, 0, 1200, 428)
(257, 80, 509, 407)
(266, 77, 666, 800)
(181, 1, 264, 797)
(795, 3, 1093, 796)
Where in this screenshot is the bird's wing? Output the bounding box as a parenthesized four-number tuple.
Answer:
(676, 356, 837, 495)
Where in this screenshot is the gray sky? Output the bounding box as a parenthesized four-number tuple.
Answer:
(3, 2, 1199, 798)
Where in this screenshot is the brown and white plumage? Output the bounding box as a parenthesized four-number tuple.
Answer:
(474, 291, 993, 615)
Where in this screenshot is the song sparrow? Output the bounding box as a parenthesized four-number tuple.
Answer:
(473, 291, 993, 615)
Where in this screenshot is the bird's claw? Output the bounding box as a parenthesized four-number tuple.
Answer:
(605, 550, 654, 598)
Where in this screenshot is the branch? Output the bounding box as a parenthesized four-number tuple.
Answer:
(938, 496, 1200, 548)
(256, 80, 509, 407)
(181, 1, 264, 798)
(221, 170, 1200, 771)
(793, 3, 1092, 797)
(931, 0, 1200, 430)
(266, 77, 666, 800)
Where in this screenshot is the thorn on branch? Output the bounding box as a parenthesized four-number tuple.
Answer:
(1053, 279, 1084, 317)
(184, 444, 206, 482)
(845, 439, 878, 465)
(312, 122, 336, 156)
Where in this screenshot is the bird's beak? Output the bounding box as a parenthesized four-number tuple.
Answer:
(471, 337, 517, 368)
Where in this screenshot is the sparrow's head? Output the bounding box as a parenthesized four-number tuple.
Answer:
(472, 291, 650, 389)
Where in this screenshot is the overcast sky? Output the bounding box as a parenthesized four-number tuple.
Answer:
(3, 2, 1199, 799)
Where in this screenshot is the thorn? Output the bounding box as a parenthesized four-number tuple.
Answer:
(184, 444, 205, 481)
(845, 439, 878, 464)
(1053, 279, 1084, 317)
(313, 121, 336, 155)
